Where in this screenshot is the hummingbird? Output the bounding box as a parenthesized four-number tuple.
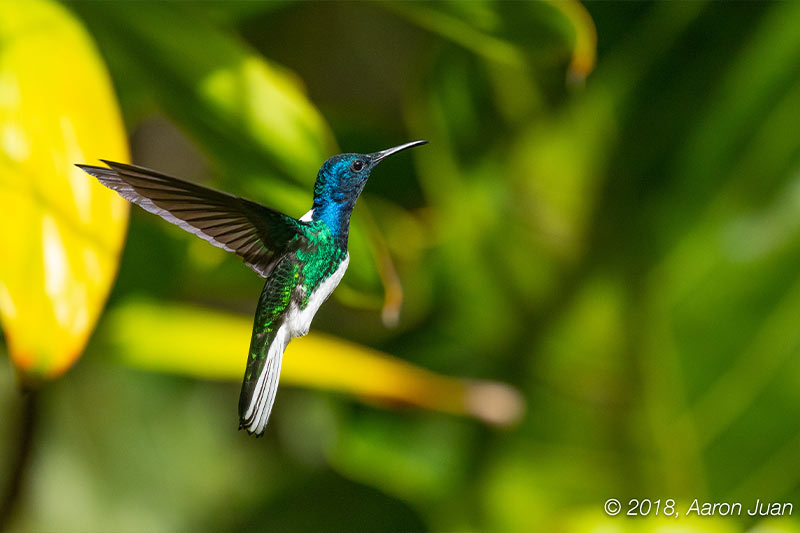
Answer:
(77, 140, 427, 435)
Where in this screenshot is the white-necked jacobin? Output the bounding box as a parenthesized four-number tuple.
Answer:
(78, 140, 428, 435)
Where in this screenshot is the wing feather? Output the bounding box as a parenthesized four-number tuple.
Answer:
(77, 160, 303, 277)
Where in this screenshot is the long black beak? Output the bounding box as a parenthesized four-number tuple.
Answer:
(370, 140, 428, 164)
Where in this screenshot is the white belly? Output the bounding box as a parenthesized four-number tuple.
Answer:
(286, 254, 349, 338)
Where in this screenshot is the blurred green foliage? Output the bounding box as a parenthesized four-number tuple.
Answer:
(3, 1, 800, 531)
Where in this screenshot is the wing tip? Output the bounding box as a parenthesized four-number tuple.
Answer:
(75, 162, 104, 171)
(99, 159, 125, 169)
(75, 162, 118, 179)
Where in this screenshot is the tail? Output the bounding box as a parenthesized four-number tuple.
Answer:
(238, 324, 290, 436)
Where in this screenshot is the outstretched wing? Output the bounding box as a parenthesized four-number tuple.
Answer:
(77, 160, 303, 278)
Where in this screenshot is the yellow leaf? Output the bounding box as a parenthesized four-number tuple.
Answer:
(0, 0, 129, 385)
(105, 300, 525, 426)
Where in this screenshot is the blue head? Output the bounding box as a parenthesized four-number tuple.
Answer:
(311, 140, 427, 242)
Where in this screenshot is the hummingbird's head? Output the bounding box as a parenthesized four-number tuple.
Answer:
(312, 140, 428, 215)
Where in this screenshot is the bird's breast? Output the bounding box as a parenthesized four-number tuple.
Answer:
(286, 254, 349, 338)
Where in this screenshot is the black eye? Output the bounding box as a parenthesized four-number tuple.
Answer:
(351, 159, 365, 172)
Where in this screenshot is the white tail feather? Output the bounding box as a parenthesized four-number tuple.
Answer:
(240, 254, 349, 435)
(241, 324, 289, 435)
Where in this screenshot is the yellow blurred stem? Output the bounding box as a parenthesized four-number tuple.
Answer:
(104, 300, 524, 426)
(358, 202, 404, 327)
(545, 0, 598, 83)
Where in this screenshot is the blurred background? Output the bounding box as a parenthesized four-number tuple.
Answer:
(2, 1, 800, 531)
